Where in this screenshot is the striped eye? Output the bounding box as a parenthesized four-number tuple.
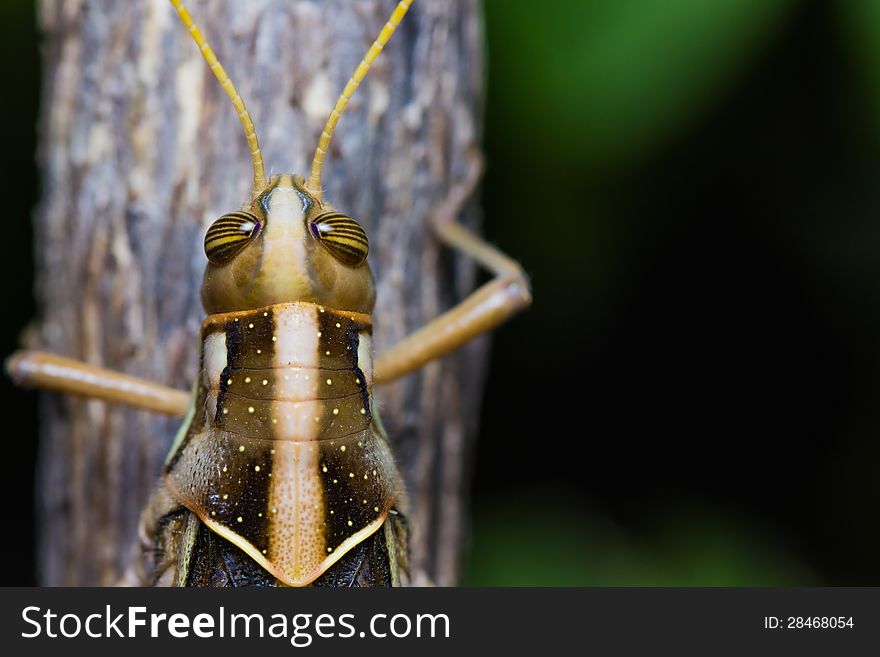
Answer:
(310, 212, 369, 267)
(204, 211, 261, 265)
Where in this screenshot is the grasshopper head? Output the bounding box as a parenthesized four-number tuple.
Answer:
(171, 0, 411, 317)
(200, 173, 376, 315)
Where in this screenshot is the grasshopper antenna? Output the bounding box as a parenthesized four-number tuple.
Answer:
(305, 0, 413, 199)
(170, 0, 268, 196)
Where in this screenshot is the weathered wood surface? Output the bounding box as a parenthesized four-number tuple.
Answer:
(34, 0, 486, 586)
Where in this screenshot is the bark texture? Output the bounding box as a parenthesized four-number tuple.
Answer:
(34, 0, 486, 586)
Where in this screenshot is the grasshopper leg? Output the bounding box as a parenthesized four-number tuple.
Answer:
(6, 349, 190, 416)
(374, 151, 531, 384)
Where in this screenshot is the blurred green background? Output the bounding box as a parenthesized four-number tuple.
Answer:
(468, 0, 880, 586)
(2, 0, 879, 585)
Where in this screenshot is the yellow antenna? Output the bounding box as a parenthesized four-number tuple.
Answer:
(305, 0, 413, 198)
(169, 0, 267, 195)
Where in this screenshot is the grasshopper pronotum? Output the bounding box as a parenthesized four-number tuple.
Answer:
(9, 0, 530, 586)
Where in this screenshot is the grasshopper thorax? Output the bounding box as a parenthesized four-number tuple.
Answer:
(201, 174, 376, 316)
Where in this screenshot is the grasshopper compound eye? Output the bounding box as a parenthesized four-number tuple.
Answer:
(309, 212, 369, 267)
(204, 211, 262, 265)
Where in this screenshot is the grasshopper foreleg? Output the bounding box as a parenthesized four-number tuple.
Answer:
(6, 350, 189, 416)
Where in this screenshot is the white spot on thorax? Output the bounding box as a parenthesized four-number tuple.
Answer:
(357, 334, 373, 385)
(203, 332, 228, 389)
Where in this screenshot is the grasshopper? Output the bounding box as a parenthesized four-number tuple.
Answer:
(9, 0, 530, 586)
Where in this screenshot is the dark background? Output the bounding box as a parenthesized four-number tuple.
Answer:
(2, 0, 879, 585)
